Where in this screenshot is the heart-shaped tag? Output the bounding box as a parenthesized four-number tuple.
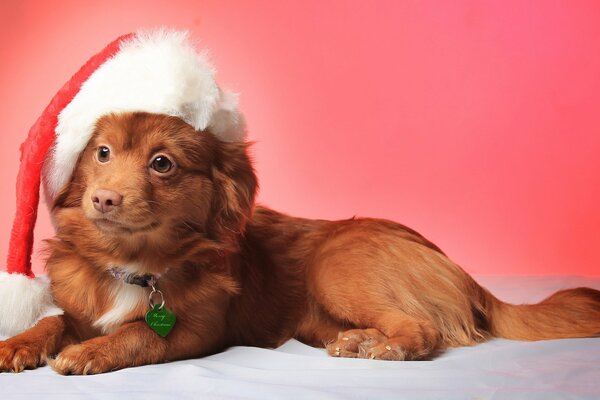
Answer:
(145, 305, 176, 337)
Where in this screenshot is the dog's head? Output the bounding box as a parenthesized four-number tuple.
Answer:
(53, 112, 257, 259)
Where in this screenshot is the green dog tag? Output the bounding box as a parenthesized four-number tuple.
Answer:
(145, 304, 176, 337)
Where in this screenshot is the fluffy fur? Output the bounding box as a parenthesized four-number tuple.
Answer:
(1, 113, 599, 374)
(0, 272, 62, 338)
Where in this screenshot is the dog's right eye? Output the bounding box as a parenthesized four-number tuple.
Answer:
(97, 146, 111, 163)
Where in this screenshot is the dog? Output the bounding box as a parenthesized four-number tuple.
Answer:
(0, 111, 599, 374)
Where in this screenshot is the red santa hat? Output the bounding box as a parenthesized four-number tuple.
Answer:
(0, 29, 245, 337)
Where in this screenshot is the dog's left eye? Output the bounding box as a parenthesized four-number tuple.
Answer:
(151, 155, 173, 174)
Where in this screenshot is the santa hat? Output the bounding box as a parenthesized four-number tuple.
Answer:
(0, 29, 245, 337)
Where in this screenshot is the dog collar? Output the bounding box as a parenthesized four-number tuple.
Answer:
(108, 267, 157, 288)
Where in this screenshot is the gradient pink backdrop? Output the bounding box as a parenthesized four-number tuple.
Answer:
(1, 0, 599, 276)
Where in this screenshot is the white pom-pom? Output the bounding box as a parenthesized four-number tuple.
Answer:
(0, 272, 63, 338)
(208, 89, 247, 142)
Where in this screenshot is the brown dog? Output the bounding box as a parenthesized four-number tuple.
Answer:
(1, 112, 599, 374)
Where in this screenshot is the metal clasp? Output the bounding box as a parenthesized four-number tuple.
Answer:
(148, 282, 165, 310)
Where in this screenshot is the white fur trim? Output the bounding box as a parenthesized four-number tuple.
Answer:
(209, 89, 247, 142)
(45, 28, 245, 199)
(0, 272, 63, 338)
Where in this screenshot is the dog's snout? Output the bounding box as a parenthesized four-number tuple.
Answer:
(92, 189, 123, 213)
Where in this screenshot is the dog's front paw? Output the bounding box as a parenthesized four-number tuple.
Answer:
(0, 339, 48, 373)
(51, 342, 114, 375)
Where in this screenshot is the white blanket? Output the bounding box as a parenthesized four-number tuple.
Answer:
(2, 275, 599, 400)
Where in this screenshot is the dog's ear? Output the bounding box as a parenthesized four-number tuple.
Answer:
(46, 154, 85, 211)
(208, 140, 258, 249)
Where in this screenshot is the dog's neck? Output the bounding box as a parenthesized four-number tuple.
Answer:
(104, 261, 173, 284)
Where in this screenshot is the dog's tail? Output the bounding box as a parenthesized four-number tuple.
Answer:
(481, 286, 600, 340)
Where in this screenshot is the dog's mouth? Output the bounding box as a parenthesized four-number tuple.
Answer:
(92, 218, 160, 234)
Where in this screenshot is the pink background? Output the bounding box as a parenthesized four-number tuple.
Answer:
(1, 1, 599, 277)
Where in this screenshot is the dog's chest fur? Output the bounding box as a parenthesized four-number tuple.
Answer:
(93, 270, 147, 335)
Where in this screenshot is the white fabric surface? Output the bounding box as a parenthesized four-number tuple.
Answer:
(2, 275, 599, 400)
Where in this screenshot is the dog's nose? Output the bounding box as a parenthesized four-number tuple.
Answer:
(92, 189, 123, 213)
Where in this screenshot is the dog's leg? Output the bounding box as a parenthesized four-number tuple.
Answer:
(50, 320, 220, 375)
(0, 316, 66, 372)
(326, 311, 440, 361)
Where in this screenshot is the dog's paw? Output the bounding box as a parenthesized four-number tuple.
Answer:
(326, 336, 361, 358)
(326, 328, 387, 358)
(0, 340, 46, 373)
(364, 342, 407, 361)
(50, 343, 113, 375)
